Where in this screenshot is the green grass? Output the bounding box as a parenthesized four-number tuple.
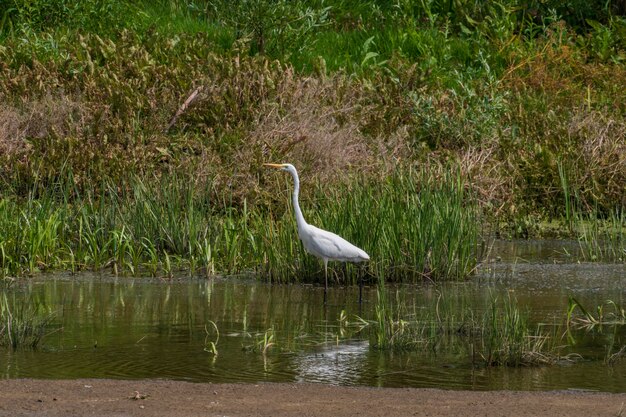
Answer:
(567, 297, 626, 329)
(254, 166, 481, 284)
(576, 210, 626, 263)
(479, 293, 557, 366)
(0, 167, 480, 284)
(362, 281, 565, 367)
(558, 162, 626, 262)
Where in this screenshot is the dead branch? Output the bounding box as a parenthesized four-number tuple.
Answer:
(165, 86, 203, 133)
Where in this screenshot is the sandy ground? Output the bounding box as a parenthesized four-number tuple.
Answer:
(0, 379, 625, 417)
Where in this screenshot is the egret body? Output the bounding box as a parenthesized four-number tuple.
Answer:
(264, 163, 369, 302)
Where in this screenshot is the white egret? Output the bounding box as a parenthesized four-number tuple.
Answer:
(264, 163, 370, 302)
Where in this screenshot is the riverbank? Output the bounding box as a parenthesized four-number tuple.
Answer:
(1, 2, 625, 281)
(1, 1, 625, 233)
(1, 379, 624, 417)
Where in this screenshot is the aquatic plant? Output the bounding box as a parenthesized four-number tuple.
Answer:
(0, 165, 481, 285)
(479, 293, 559, 367)
(567, 297, 626, 329)
(363, 283, 564, 367)
(558, 162, 625, 262)
(566, 297, 626, 368)
(204, 320, 219, 357)
(576, 210, 626, 263)
(242, 328, 276, 355)
(0, 293, 53, 350)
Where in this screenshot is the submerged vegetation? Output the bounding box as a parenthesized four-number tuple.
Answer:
(0, 0, 625, 278)
(0, 292, 53, 349)
(2, 277, 623, 377)
(362, 280, 566, 366)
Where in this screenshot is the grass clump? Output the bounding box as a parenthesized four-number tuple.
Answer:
(558, 161, 626, 262)
(567, 297, 626, 329)
(0, 292, 53, 349)
(576, 210, 626, 263)
(566, 297, 625, 366)
(480, 293, 557, 367)
(363, 283, 564, 367)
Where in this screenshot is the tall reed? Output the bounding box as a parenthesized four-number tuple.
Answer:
(1, 167, 480, 284)
(576, 209, 626, 263)
(558, 161, 625, 262)
(261, 167, 481, 284)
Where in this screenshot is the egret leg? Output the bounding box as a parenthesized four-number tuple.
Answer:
(323, 259, 328, 304)
(359, 273, 363, 305)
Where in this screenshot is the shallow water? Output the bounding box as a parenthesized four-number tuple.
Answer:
(1, 240, 625, 391)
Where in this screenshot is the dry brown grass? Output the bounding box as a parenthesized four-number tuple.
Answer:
(568, 109, 626, 209)
(457, 144, 511, 216)
(0, 94, 84, 156)
(184, 67, 414, 204)
(0, 94, 91, 184)
(249, 74, 374, 179)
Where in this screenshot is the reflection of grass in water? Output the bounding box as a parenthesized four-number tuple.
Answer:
(37, 278, 361, 355)
(607, 345, 626, 366)
(567, 297, 626, 329)
(0, 293, 54, 350)
(204, 320, 219, 357)
(362, 282, 566, 367)
(566, 297, 626, 366)
(239, 316, 367, 356)
(4, 275, 624, 379)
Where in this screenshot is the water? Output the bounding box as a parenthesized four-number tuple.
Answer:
(1, 240, 625, 391)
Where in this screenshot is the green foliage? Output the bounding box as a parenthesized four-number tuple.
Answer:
(0, 0, 131, 37)
(0, 0, 624, 248)
(521, 0, 624, 30)
(209, 0, 331, 57)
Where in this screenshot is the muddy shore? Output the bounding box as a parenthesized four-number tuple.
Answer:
(1, 379, 624, 417)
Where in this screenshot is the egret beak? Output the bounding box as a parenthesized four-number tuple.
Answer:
(263, 163, 286, 168)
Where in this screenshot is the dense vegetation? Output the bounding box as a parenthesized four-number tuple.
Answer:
(0, 0, 624, 279)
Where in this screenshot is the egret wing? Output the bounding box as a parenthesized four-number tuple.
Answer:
(301, 225, 369, 262)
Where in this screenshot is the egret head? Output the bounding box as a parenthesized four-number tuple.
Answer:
(263, 163, 296, 174)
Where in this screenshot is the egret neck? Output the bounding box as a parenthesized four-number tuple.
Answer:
(288, 167, 308, 233)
